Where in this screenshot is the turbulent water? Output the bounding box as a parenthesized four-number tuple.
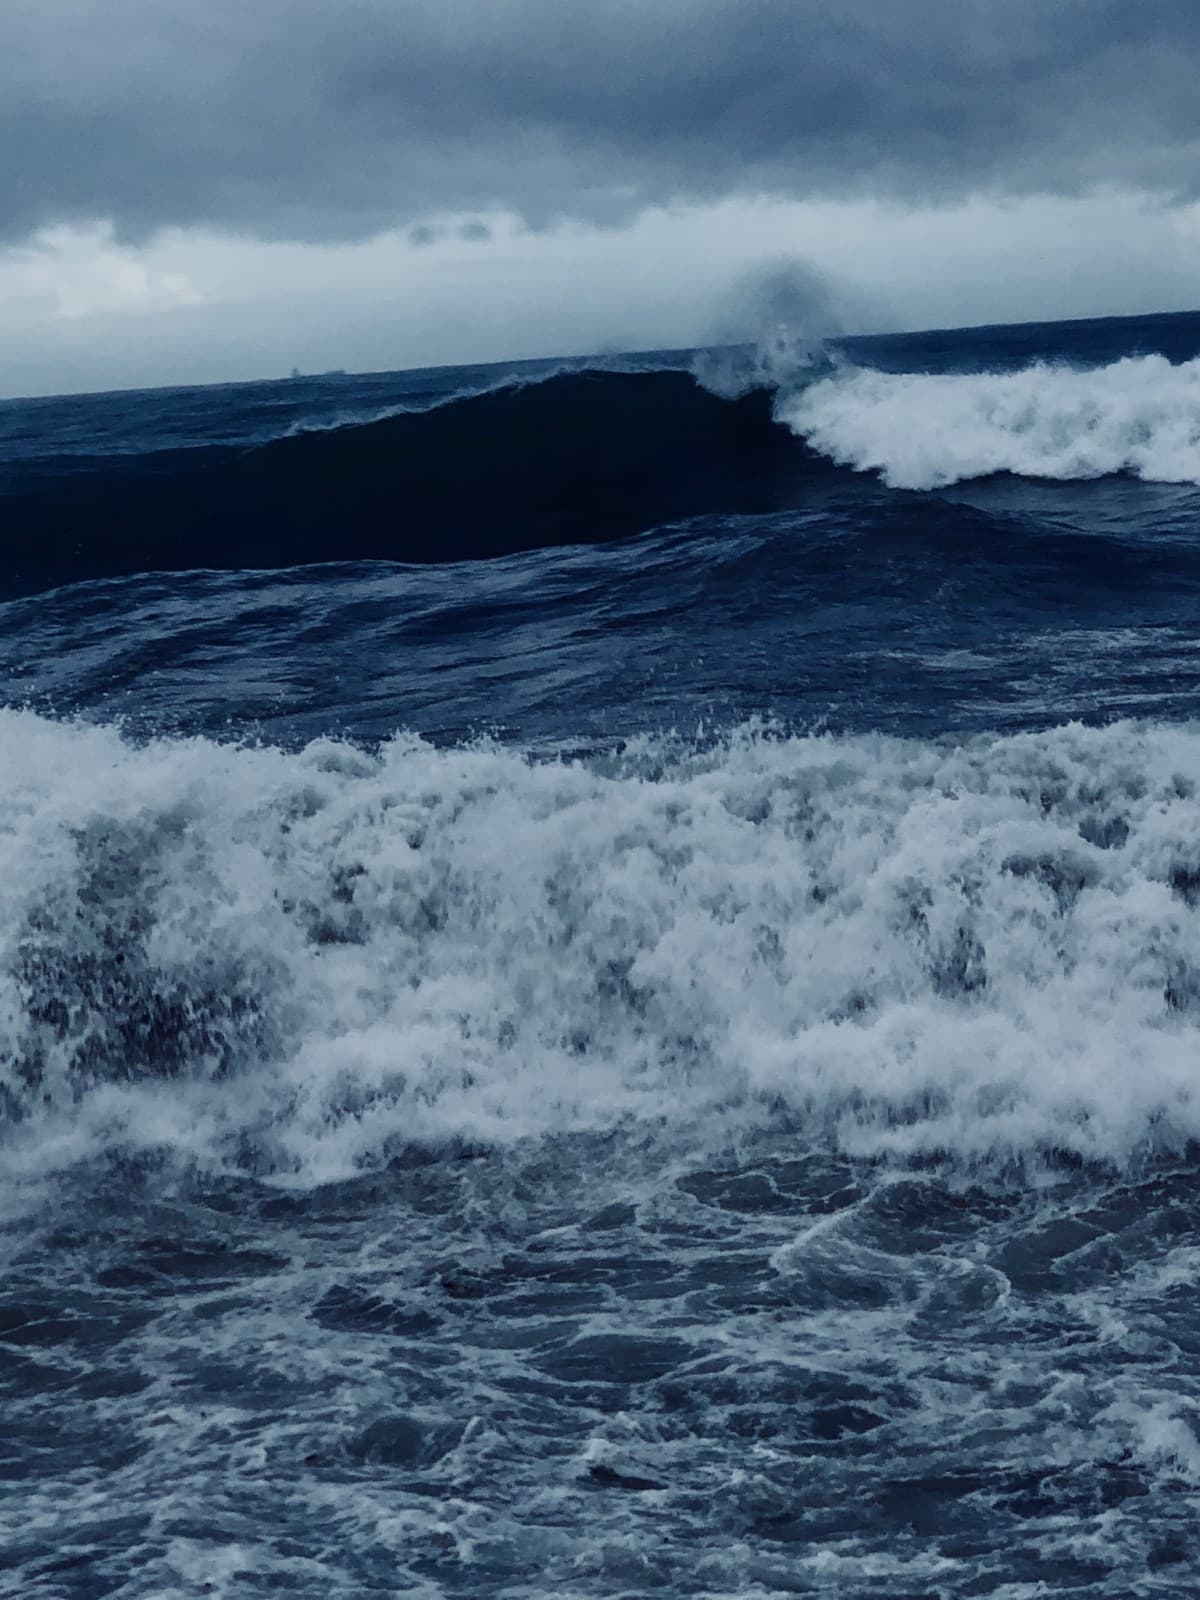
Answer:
(4, 310, 1200, 1598)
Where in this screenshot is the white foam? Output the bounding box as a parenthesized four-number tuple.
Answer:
(4, 710, 1200, 1185)
(777, 354, 1200, 489)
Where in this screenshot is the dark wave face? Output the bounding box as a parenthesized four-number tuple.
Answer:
(0, 368, 820, 591)
(4, 308, 1200, 1599)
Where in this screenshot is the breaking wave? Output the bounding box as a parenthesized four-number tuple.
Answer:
(9, 348, 1200, 595)
(778, 353, 1200, 488)
(6, 709, 1200, 1188)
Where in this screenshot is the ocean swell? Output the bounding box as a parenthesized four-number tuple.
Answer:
(0, 370, 809, 593)
(9, 349, 1200, 598)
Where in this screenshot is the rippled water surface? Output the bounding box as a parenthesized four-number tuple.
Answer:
(4, 309, 1200, 1597)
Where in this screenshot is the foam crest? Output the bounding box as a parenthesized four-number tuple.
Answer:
(778, 354, 1200, 488)
(4, 710, 1200, 1186)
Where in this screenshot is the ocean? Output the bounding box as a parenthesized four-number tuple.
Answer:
(3, 308, 1200, 1597)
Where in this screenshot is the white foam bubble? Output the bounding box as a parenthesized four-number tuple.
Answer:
(4, 710, 1200, 1185)
(777, 354, 1200, 489)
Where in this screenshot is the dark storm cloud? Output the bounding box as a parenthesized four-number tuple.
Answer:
(3, 0, 1198, 243)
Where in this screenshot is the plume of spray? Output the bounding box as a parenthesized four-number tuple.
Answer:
(694, 258, 847, 398)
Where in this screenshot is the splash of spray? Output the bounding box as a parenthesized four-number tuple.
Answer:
(694, 259, 845, 397)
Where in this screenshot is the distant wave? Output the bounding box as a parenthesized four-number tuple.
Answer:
(5, 710, 1200, 1187)
(778, 354, 1200, 488)
(0, 370, 812, 592)
(8, 352, 1200, 594)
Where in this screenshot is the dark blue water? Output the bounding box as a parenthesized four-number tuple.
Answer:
(4, 310, 1200, 1597)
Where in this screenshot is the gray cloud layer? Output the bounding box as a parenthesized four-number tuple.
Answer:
(4, 0, 1199, 244)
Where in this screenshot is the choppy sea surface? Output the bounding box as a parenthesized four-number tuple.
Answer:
(4, 310, 1200, 1598)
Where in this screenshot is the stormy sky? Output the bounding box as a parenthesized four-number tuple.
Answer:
(3, 0, 1199, 394)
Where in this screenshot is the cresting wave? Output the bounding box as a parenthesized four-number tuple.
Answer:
(6, 351, 1200, 594)
(777, 352, 1200, 489)
(0, 370, 808, 593)
(5, 709, 1200, 1187)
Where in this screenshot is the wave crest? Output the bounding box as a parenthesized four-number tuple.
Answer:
(778, 354, 1200, 489)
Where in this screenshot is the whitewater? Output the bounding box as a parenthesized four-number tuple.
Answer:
(780, 353, 1200, 489)
(6, 711, 1200, 1184)
(4, 307, 1200, 1598)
